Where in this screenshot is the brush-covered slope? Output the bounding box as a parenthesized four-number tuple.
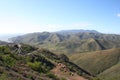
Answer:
(69, 48, 120, 80)
(98, 63, 120, 80)
(0, 44, 93, 80)
(9, 30, 120, 54)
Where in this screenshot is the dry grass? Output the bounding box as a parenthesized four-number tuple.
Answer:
(70, 48, 120, 75)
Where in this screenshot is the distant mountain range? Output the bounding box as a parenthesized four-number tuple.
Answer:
(9, 29, 120, 54)
(57, 29, 99, 34)
(0, 40, 8, 45)
(0, 33, 24, 42)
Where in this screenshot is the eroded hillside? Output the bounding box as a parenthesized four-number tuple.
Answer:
(0, 44, 93, 80)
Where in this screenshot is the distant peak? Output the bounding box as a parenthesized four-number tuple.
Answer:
(57, 29, 99, 34)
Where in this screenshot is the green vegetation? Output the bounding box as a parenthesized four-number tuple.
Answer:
(46, 72, 59, 80)
(27, 61, 42, 72)
(0, 45, 54, 80)
(2, 55, 16, 67)
(70, 48, 120, 80)
(98, 63, 120, 80)
(0, 46, 11, 54)
(27, 61, 51, 73)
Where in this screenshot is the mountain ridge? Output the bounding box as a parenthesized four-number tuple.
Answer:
(9, 30, 120, 54)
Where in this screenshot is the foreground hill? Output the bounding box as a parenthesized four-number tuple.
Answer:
(69, 48, 120, 80)
(9, 30, 120, 54)
(0, 44, 94, 80)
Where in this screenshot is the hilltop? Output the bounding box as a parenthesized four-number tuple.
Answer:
(0, 44, 94, 80)
(9, 30, 120, 54)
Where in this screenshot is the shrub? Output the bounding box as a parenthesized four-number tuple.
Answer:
(0, 46, 11, 54)
(27, 61, 43, 72)
(46, 72, 59, 80)
(2, 55, 16, 67)
(60, 77, 66, 80)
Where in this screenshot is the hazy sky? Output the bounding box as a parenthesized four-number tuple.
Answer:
(0, 0, 120, 34)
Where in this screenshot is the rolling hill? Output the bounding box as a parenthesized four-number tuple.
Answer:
(9, 30, 120, 54)
(99, 62, 120, 80)
(69, 48, 120, 80)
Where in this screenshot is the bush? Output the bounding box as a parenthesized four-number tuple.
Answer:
(0, 73, 8, 80)
(60, 77, 66, 80)
(46, 72, 59, 80)
(27, 61, 43, 73)
(2, 55, 16, 67)
(0, 46, 11, 54)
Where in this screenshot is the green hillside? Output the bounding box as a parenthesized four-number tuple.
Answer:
(98, 63, 120, 80)
(69, 48, 120, 80)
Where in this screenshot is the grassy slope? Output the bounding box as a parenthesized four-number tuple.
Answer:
(69, 48, 120, 76)
(98, 63, 120, 80)
(38, 38, 105, 54)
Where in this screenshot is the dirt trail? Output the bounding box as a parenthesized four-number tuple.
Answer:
(51, 63, 88, 80)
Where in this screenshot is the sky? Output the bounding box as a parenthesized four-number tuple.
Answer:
(0, 0, 120, 34)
